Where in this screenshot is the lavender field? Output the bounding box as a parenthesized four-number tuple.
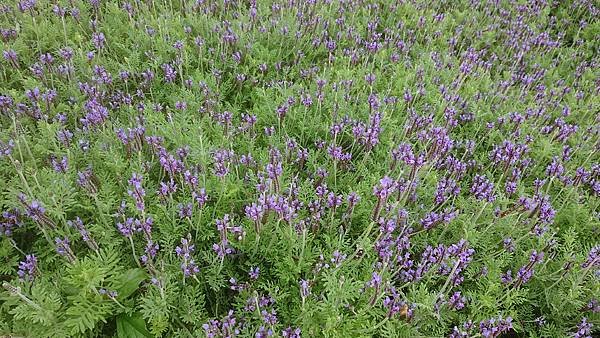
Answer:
(0, 0, 599, 337)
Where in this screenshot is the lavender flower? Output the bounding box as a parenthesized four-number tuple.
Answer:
(372, 176, 396, 220)
(300, 279, 310, 300)
(92, 32, 106, 49)
(420, 208, 458, 230)
(177, 203, 193, 219)
(281, 327, 301, 338)
(18, 194, 56, 228)
(249, 267, 260, 280)
(503, 238, 515, 252)
(202, 310, 240, 338)
(383, 287, 413, 319)
(50, 156, 69, 174)
(261, 309, 278, 326)
(159, 150, 183, 177)
(213, 215, 239, 258)
(175, 234, 199, 278)
(256, 326, 273, 338)
(127, 173, 145, 212)
(67, 217, 98, 251)
(137, 217, 153, 238)
(546, 156, 564, 178)
(157, 181, 177, 201)
(245, 202, 264, 233)
(141, 240, 159, 265)
(0, 139, 14, 158)
(470, 174, 496, 202)
(117, 217, 136, 238)
(17, 254, 37, 281)
(478, 316, 513, 338)
(80, 98, 109, 130)
(490, 140, 528, 170)
(500, 270, 513, 285)
(77, 167, 99, 194)
(586, 299, 599, 313)
(448, 291, 466, 310)
(572, 317, 592, 338)
(192, 188, 208, 208)
(1, 209, 22, 236)
(55, 237, 76, 263)
(435, 177, 460, 205)
(99, 288, 118, 299)
(183, 170, 199, 190)
(56, 129, 73, 147)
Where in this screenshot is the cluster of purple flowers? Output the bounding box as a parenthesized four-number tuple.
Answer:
(98, 288, 118, 299)
(383, 286, 414, 319)
(372, 176, 397, 220)
(202, 310, 241, 338)
(55, 237, 76, 263)
(80, 98, 109, 131)
(434, 177, 461, 205)
(281, 327, 301, 338)
(17, 254, 37, 281)
(518, 193, 556, 227)
(175, 234, 199, 278)
(17, 194, 56, 229)
(513, 250, 545, 287)
(67, 217, 98, 252)
(127, 173, 145, 212)
(213, 149, 235, 178)
(213, 214, 244, 258)
(478, 316, 514, 338)
(447, 291, 466, 311)
(449, 316, 513, 338)
(582, 246, 599, 268)
(398, 239, 474, 287)
(116, 124, 145, 155)
(0, 209, 22, 236)
(158, 149, 184, 179)
(76, 167, 99, 194)
(420, 208, 458, 231)
(50, 155, 68, 173)
(314, 250, 347, 273)
(0, 139, 14, 158)
(470, 174, 496, 203)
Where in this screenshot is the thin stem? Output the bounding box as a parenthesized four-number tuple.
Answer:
(2, 282, 43, 312)
(129, 237, 141, 268)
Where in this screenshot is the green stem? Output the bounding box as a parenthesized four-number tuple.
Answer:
(2, 282, 43, 312)
(129, 237, 141, 268)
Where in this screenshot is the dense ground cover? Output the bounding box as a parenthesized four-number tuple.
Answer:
(0, 0, 599, 337)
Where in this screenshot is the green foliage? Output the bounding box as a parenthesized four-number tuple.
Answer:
(117, 313, 153, 338)
(0, 0, 599, 337)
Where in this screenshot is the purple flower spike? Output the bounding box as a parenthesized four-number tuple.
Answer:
(175, 234, 199, 278)
(67, 217, 99, 251)
(117, 218, 136, 238)
(282, 327, 301, 338)
(572, 317, 593, 338)
(17, 254, 38, 281)
(300, 279, 311, 300)
(470, 174, 496, 203)
(582, 246, 599, 269)
(448, 291, 466, 310)
(127, 173, 145, 212)
(478, 316, 513, 338)
(55, 237, 76, 263)
(249, 266, 260, 280)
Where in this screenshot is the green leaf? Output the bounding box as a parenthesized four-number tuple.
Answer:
(116, 313, 153, 338)
(115, 268, 148, 299)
